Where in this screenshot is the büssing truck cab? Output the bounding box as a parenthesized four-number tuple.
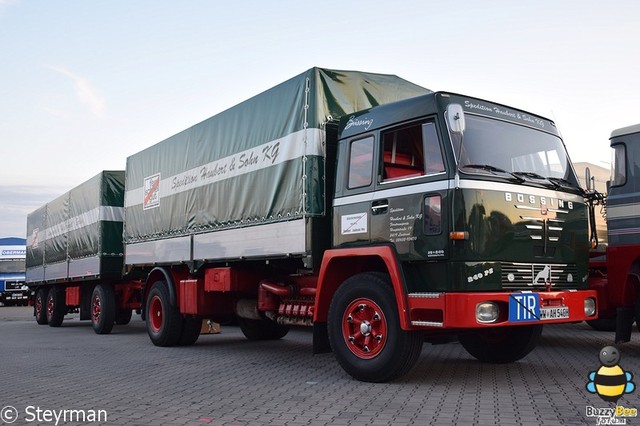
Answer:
(588, 124, 640, 342)
(27, 68, 596, 382)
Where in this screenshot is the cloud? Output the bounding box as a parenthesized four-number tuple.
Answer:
(0, 0, 16, 8)
(47, 65, 106, 117)
(0, 185, 68, 238)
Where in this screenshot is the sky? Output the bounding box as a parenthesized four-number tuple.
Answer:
(1, 0, 639, 238)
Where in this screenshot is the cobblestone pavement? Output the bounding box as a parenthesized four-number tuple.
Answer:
(1, 306, 639, 426)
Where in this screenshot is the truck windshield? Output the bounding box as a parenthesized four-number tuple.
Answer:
(0, 260, 26, 273)
(453, 114, 578, 187)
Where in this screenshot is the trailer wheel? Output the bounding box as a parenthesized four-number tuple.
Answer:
(459, 324, 543, 363)
(146, 280, 183, 347)
(327, 272, 423, 382)
(35, 287, 48, 325)
(115, 309, 133, 325)
(46, 287, 66, 327)
(238, 318, 289, 340)
(178, 317, 202, 346)
(91, 284, 116, 335)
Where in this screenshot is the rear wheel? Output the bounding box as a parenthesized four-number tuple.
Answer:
(46, 287, 66, 327)
(459, 324, 543, 363)
(91, 284, 116, 335)
(146, 281, 183, 347)
(238, 317, 289, 340)
(327, 273, 423, 382)
(178, 317, 202, 346)
(115, 309, 133, 325)
(35, 287, 48, 325)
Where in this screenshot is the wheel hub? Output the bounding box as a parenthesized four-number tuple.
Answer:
(360, 320, 372, 336)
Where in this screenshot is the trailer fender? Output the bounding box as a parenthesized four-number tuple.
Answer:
(313, 246, 410, 329)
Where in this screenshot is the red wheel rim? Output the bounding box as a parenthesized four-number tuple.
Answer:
(35, 293, 43, 317)
(149, 295, 163, 333)
(342, 298, 387, 359)
(92, 293, 102, 323)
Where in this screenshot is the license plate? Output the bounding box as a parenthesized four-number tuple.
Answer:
(540, 307, 569, 320)
(509, 293, 540, 322)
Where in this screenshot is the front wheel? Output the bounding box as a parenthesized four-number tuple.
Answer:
(587, 317, 617, 332)
(327, 273, 423, 383)
(459, 324, 543, 364)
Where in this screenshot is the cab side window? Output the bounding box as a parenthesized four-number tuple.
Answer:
(382, 121, 444, 181)
(348, 136, 374, 189)
(422, 122, 445, 174)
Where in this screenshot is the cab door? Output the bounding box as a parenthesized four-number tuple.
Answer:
(370, 120, 450, 261)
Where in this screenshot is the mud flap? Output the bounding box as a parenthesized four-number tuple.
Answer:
(313, 322, 332, 354)
(615, 306, 634, 344)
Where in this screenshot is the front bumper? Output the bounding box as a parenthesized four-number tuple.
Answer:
(406, 290, 597, 329)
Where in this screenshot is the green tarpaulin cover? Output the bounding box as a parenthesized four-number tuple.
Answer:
(123, 67, 430, 243)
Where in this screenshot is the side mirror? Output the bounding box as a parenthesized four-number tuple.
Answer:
(585, 167, 592, 191)
(446, 104, 466, 135)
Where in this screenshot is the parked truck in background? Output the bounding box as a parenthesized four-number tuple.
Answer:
(587, 124, 640, 342)
(0, 237, 28, 306)
(26, 67, 597, 382)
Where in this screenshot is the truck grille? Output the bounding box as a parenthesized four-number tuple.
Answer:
(5, 280, 26, 291)
(501, 262, 578, 290)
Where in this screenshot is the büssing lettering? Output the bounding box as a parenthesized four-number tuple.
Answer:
(505, 192, 574, 210)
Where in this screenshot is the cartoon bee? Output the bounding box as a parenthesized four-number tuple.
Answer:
(586, 345, 635, 403)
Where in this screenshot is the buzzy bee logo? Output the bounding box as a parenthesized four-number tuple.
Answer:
(585, 346, 637, 424)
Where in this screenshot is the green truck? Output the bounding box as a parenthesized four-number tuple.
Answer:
(26, 67, 597, 382)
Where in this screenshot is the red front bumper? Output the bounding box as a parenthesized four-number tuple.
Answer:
(406, 290, 598, 329)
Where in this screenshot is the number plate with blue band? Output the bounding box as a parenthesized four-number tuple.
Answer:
(509, 293, 540, 322)
(509, 293, 570, 322)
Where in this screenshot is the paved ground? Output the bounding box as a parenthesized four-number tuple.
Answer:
(1, 306, 640, 426)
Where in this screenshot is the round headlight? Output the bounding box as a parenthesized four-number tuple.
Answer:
(476, 302, 499, 323)
(584, 298, 596, 317)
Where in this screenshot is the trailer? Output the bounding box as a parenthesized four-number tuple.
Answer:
(27, 67, 597, 382)
(26, 171, 141, 331)
(587, 124, 640, 341)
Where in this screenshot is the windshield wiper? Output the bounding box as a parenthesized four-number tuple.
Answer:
(547, 177, 584, 194)
(512, 171, 546, 180)
(462, 164, 508, 173)
(461, 164, 525, 183)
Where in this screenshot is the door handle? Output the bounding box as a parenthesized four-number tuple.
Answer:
(372, 200, 389, 215)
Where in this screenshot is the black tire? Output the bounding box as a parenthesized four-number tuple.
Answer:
(34, 287, 48, 325)
(238, 317, 289, 340)
(327, 272, 423, 383)
(587, 317, 617, 332)
(115, 309, 133, 325)
(91, 284, 116, 335)
(146, 281, 183, 347)
(635, 292, 640, 334)
(178, 317, 202, 346)
(459, 324, 543, 364)
(46, 287, 66, 327)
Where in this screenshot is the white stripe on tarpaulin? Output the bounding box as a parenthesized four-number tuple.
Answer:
(26, 206, 124, 246)
(124, 128, 325, 208)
